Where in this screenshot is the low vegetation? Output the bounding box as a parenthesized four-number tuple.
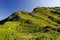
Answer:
(0, 7, 60, 40)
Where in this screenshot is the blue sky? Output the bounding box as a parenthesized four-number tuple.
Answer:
(0, 0, 60, 20)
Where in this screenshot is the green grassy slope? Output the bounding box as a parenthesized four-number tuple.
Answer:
(0, 7, 60, 40)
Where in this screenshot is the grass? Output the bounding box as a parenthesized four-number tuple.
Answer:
(0, 7, 60, 40)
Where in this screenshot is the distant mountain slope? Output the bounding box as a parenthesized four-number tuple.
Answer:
(0, 7, 60, 40)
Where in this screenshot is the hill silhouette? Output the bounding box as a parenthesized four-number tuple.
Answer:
(0, 7, 60, 40)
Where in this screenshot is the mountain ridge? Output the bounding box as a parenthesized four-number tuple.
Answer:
(0, 7, 60, 40)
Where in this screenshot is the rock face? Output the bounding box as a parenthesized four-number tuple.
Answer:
(0, 7, 60, 40)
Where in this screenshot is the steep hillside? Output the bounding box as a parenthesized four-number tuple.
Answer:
(0, 7, 60, 40)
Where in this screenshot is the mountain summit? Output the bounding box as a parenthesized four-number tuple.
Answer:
(0, 7, 60, 40)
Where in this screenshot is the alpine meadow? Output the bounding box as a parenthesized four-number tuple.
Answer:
(0, 7, 60, 40)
